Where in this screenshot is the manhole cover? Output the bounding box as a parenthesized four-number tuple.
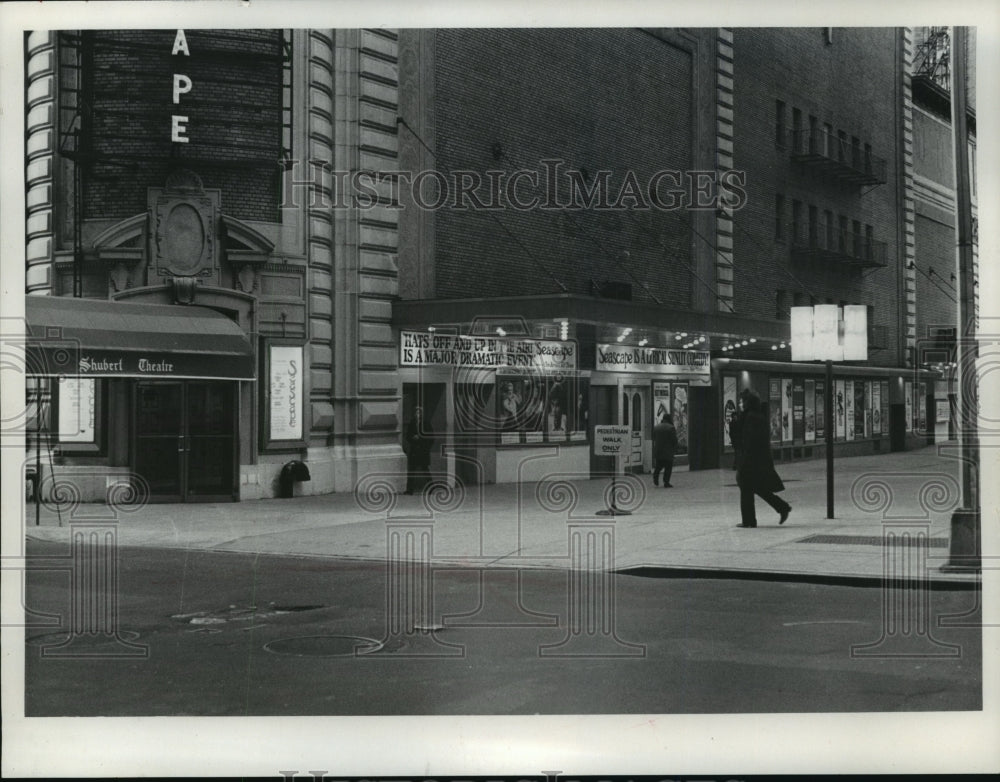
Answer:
(264, 634, 383, 657)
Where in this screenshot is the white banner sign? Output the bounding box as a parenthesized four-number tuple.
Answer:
(400, 331, 576, 370)
(58, 377, 96, 443)
(594, 425, 630, 456)
(595, 345, 710, 383)
(269, 345, 303, 441)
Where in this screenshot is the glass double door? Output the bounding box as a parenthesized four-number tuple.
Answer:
(134, 381, 237, 502)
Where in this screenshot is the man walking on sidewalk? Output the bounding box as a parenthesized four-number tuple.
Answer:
(735, 389, 791, 527)
(652, 412, 679, 488)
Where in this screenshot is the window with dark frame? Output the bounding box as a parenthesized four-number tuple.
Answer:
(775, 193, 785, 240)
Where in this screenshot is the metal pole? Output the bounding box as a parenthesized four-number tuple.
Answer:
(35, 413, 42, 526)
(947, 26, 980, 568)
(825, 359, 834, 519)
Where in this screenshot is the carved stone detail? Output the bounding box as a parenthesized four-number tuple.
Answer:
(109, 262, 130, 293)
(235, 264, 258, 293)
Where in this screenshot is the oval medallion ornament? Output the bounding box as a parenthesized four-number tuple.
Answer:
(162, 203, 205, 274)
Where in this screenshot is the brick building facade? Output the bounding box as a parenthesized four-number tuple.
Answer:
(393, 27, 944, 485)
(25, 27, 963, 500)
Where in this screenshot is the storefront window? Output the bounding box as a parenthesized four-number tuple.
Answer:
(835, 380, 847, 439)
(722, 376, 738, 450)
(769, 379, 782, 444)
(53, 377, 104, 454)
(672, 384, 689, 454)
(792, 379, 805, 442)
(804, 379, 816, 442)
(495, 373, 587, 444)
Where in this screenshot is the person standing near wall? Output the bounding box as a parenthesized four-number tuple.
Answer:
(404, 406, 433, 494)
(735, 389, 791, 527)
(652, 413, 679, 488)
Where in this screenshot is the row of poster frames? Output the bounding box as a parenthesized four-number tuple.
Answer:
(722, 376, 929, 448)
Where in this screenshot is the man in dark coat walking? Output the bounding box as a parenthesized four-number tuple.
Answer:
(404, 406, 433, 494)
(652, 412, 679, 488)
(735, 389, 791, 527)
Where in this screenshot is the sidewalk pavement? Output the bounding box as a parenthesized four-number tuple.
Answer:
(22, 444, 980, 584)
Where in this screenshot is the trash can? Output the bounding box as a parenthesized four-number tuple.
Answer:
(278, 460, 311, 498)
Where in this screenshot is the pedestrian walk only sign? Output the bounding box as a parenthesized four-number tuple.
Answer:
(594, 425, 630, 456)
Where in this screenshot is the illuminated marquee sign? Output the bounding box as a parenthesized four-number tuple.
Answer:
(595, 344, 710, 384)
(400, 331, 577, 370)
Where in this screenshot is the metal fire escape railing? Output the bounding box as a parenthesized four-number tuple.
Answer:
(787, 127, 887, 187)
(787, 220, 888, 270)
(56, 31, 92, 298)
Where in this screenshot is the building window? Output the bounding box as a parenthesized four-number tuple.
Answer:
(792, 200, 803, 243)
(851, 136, 861, 169)
(838, 215, 849, 253)
(823, 122, 834, 157)
(775, 100, 786, 148)
(837, 130, 848, 162)
(776, 289, 788, 320)
(865, 224, 874, 261)
(792, 108, 802, 153)
(809, 115, 819, 154)
(852, 219, 862, 258)
(864, 142, 873, 175)
(808, 205, 818, 245)
(775, 193, 785, 240)
(824, 209, 834, 250)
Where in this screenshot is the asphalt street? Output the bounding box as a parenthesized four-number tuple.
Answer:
(23, 540, 982, 716)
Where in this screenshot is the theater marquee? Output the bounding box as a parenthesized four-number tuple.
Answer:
(596, 344, 711, 384)
(400, 331, 577, 371)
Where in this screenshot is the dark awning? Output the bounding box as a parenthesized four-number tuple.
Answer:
(24, 295, 255, 380)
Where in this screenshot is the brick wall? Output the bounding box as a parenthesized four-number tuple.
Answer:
(432, 28, 696, 306)
(914, 213, 957, 334)
(733, 28, 903, 366)
(82, 29, 282, 221)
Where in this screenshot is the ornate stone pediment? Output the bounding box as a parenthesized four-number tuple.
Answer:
(88, 213, 146, 292)
(221, 214, 274, 293)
